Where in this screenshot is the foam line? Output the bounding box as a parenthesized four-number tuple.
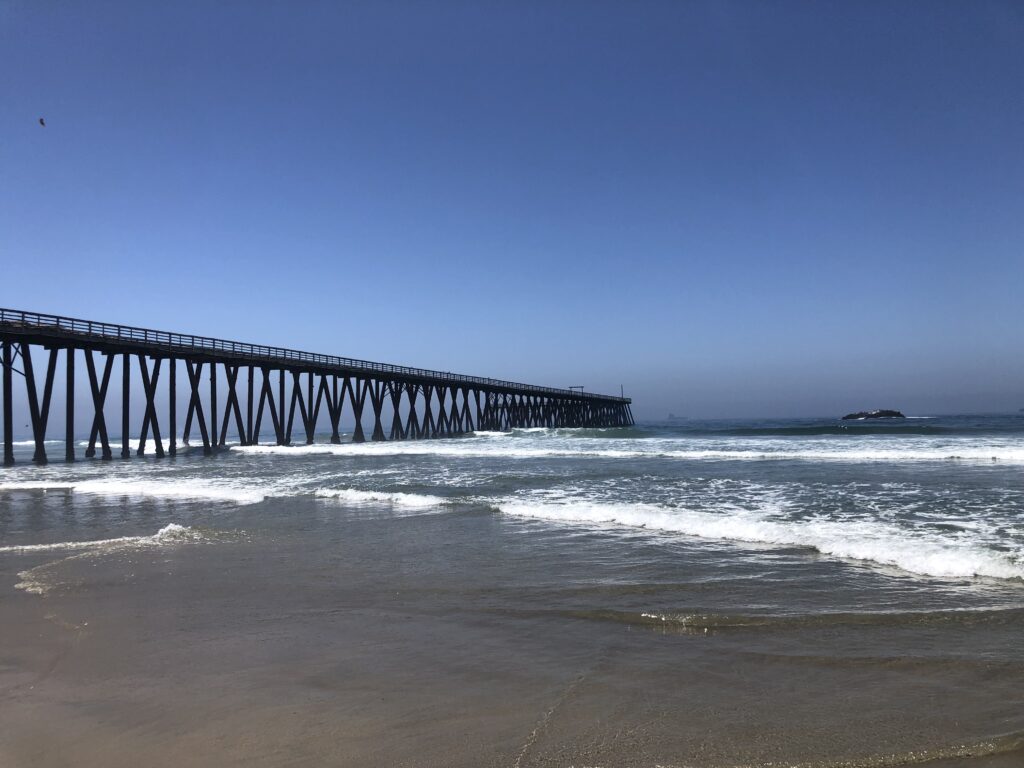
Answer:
(0, 478, 265, 504)
(232, 441, 1024, 464)
(1, 523, 197, 553)
(314, 488, 447, 508)
(497, 500, 1024, 581)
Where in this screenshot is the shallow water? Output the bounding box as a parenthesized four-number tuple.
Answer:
(1, 416, 1022, 766)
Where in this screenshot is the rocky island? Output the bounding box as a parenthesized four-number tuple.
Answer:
(841, 409, 906, 420)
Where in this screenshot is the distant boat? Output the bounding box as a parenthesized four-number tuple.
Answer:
(666, 413, 688, 421)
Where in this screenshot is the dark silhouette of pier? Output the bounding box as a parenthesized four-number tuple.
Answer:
(0, 308, 633, 465)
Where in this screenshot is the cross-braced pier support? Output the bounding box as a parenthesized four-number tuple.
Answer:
(0, 309, 633, 464)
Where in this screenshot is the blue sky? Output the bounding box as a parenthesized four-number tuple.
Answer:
(2, 1, 1022, 417)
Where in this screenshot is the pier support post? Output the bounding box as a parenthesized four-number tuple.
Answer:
(169, 358, 177, 456)
(284, 370, 302, 446)
(85, 352, 114, 459)
(351, 378, 367, 443)
(185, 360, 211, 455)
(422, 385, 436, 438)
(450, 389, 461, 433)
(210, 361, 218, 449)
(330, 376, 341, 443)
(369, 379, 385, 442)
(3, 340, 13, 466)
(278, 370, 286, 445)
(388, 381, 404, 440)
(253, 366, 281, 446)
(137, 356, 164, 457)
(307, 371, 315, 443)
(312, 373, 330, 444)
(404, 384, 420, 439)
(435, 387, 448, 436)
(121, 352, 130, 458)
(220, 365, 245, 447)
(65, 348, 74, 462)
(246, 365, 254, 445)
(24, 345, 58, 465)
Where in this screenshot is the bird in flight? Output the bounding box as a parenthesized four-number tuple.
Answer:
(39, 118, 45, 127)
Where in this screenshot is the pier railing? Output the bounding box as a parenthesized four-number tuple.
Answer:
(0, 307, 628, 403)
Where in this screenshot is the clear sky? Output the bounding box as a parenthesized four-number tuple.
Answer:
(2, 1, 1022, 418)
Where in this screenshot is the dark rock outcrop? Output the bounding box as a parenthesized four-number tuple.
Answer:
(841, 409, 906, 420)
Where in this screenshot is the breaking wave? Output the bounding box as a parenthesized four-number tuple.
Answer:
(9, 523, 219, 595)
(314, 488, 447, 508)
(496, 499, 1024, 582)
(0, 523, 200, 554)
(231, 439, 1024, 464)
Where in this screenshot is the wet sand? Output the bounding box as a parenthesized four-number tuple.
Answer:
(1, 497, 1022, 767)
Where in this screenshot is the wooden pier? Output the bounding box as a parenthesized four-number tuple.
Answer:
(0, 309, 633, 465)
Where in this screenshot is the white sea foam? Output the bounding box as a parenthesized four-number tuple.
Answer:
(0, 481, 78, 491)
(1, 522, 200, 554)
(234, 442, 594, 459)
(75, 437, 180, 448)
(497, 499, 1024, 581)
(231, 438, 1024, 464)
(656, 446, 1024, 464)
(10, 523, 210, 595)
(314, 488, 447, 508)
(236, 441, 656, 461)
(0, 478, 265, 504)
(71, 437, 237, 450)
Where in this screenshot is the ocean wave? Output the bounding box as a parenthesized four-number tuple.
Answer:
(657, 446, 1024, 463)
(0, 523, 199, 554)
(314, 488, 447, 508)
(69, 437, 238, 450)
(632, 607, 1024, 631)
(232, 442, 628, 460)
(507, 606, 1024, 633)
(231, 439, 1024, 464)
(496, 499, 1024, 581)
(0, 478, 265, 504)
(10, 523, 224, 595)
(0, 480, 78, 491)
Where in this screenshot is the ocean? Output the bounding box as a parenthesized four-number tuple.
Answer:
(1, 414, 1022, 766)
